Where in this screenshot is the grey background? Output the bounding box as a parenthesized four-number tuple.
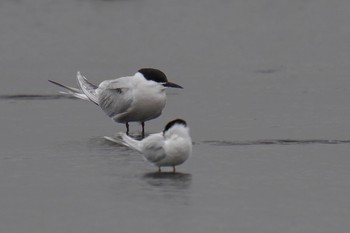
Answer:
(1, 0, 350, 232)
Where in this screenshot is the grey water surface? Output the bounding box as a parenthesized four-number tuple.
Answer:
(1, 0, 350, 232)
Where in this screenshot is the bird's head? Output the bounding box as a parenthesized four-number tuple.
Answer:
(163, 118, 188, 135)
(138, 68, 183, 89)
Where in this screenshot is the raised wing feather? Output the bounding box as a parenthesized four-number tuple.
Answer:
(77, 72, 99, 105)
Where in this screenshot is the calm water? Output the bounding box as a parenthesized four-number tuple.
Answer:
(1, 0, 350, 232)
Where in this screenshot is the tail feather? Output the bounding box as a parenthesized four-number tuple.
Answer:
(49, 80, 82, 93)
(49, 80, 90, 101)
(77, 71, 99, 105)
(58, 91, 90, 100)
(119, 132, 142, 152)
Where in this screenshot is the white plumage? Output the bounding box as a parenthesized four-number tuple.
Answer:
(117, 119, 192, 172)
(49, 68, 182, 137)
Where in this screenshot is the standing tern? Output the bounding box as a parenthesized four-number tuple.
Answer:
(113, 119, 192, 172)
(49, 68, 182, 137)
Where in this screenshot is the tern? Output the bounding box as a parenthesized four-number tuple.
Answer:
(114, 119, 192, 172)
(49, 68, 182, 137)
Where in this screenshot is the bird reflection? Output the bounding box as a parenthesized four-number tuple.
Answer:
(142, 172, 192, 190)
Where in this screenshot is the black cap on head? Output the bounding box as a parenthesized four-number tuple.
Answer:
(138, 68, 183, 89)
(163, 118, 187, 134)
(138, 68, 168, 83)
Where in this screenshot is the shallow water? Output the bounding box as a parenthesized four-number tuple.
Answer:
(1, 0, 350, 232)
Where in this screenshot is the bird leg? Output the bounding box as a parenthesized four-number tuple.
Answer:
(158, 167, 162, 173)
(125, 122, 130, 135)
(141, 122, 145, 138)
(172, 166, 176, 173)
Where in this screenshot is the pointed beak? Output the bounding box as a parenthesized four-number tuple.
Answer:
(163, 82, 183, 89)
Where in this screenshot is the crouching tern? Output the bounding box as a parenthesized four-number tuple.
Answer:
(49, 68, 182, 137)
(114, 119, 192, 172)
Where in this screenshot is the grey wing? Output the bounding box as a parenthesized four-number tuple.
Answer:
(98, 87, 133, 118)
(141, 134, 166, 163)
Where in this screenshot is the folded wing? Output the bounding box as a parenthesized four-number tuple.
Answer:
(97, 78, 134, 119)
(140, 133, 166, 163)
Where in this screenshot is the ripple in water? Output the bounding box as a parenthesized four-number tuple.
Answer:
(203, 139, 350, 146)
(0, 94, 75, 100)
